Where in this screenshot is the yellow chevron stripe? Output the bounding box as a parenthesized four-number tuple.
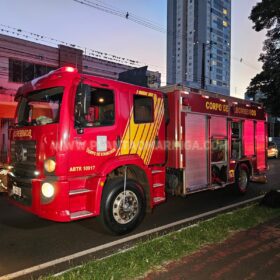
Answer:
(138, 121, 152, 159)
(142, 96, 162, 163)
(116, 91, 163, 164)
(142, 96, 161, 160)
(140, 95, 160, 161)
(129, 120, 139, 151)
(130, 123, 145, 154)
(129, 91, 154, 148)
(144, 102, 162, 164)
(136, 91, 159, 159)
(146, 101, 164, 164)
(137, 90, 150, 96)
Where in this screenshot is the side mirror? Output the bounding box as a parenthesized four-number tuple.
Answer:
(75, 91, 86, 128)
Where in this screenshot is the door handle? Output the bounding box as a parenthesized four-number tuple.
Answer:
(116, 136, 121, 148)
(155, 136, 159, 147)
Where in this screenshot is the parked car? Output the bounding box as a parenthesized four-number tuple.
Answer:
(267, 141, 279, 158)
(0, 165, 8, 193)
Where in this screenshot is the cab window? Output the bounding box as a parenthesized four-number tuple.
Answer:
(134, 95, 154, 123)
(75, 84, 115, 127)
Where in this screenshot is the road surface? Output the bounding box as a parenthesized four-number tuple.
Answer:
(0, 159, 279, 278)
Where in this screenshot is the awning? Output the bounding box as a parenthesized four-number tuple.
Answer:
(0, 101, 17, 119)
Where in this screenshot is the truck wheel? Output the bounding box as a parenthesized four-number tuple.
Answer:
(234, 164, 249, 194)
(100, 178, 146, 235)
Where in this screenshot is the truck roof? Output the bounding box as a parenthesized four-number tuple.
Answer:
(160, 84, 263, 108)
(15, 66, 163, 100)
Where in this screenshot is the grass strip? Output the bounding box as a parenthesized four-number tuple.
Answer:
(46, 205, 280, 280)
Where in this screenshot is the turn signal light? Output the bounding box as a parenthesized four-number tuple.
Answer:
(44, 159, 56, 173)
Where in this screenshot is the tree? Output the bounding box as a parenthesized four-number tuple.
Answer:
(246, 0, 280, 115)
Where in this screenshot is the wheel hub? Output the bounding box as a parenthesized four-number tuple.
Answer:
(113, 190, 139, 224)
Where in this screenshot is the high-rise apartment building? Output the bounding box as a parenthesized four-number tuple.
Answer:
(167, 0, 231, 95)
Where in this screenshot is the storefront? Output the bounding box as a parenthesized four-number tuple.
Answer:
(0, 101, 17, 163)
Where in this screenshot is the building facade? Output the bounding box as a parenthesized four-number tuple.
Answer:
(167, 0, 231, 95)
(0, 34, 161, 163)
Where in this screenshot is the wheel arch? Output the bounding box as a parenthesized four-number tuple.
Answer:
(104, 164, 152, 213)
(94, 155, 153, 215)
(233, 160, 251, 194)
(235, 160, 252, 178)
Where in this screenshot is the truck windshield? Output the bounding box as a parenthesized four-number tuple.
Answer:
(17, 87, 63, 126)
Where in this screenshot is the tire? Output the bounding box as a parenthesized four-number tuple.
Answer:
(233, 164, 249, 195)
(99, 178, 146, 235)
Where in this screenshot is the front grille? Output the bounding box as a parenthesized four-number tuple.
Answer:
(9, 140, 36, 206)
(11, 140, 37, 178)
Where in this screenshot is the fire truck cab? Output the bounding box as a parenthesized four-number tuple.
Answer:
(7, 67, 267, 234)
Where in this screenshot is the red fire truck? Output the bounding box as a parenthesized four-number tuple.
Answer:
(7, 67, 267, 234)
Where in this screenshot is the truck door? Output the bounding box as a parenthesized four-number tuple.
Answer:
(231, 121, 242, 160)
(210, 117, 228, 186)
(255, 121, 266, 170)
(128, 90, 165, 165)
(184, 113, 208, 192)
(68, 82, 129, 176)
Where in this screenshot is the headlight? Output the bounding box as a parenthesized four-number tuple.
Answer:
(7, 165, 14, 170)
(41, 182, 55, 198)
(44, 159, 56, 173)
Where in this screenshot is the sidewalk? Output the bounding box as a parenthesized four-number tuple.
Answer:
(144, 217, 280, 280)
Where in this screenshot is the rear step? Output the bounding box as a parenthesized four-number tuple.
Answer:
(70, 210, 93, 220)
(69, 189, 92, 196)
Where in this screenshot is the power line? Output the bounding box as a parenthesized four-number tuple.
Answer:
(0, 17, 261, 81)
(192, 41, 261, 71)
(91, 0, 164, 28)
(232, 56, 261, 71)
(0, 24, 167, 74)
(0, 24, 144, 67)
(72, 0, 166, 33)
(0, 21, 261, 74)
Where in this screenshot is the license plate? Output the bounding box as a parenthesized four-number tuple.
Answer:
(12, 185, 22, 197)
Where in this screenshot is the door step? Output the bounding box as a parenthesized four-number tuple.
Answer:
(70, 210, 93, 220)
(153, 197, 166, 204)
(152, 170, 164, 174)
(151, 167, 166, 200)
(69, 188, 92, 196)
(153, 183, 165, 188)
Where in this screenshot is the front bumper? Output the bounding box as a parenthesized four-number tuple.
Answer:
(8, 175, 72, 221)
(7, 174, 106, 222)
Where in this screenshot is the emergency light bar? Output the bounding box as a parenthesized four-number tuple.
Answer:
(57, 66, 78, 73)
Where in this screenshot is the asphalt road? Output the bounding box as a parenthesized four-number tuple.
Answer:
(0, 159, 279, 278)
